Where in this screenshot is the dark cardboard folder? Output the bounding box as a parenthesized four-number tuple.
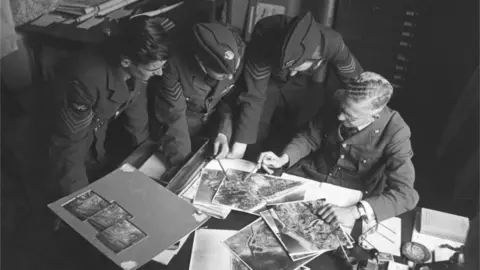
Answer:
(48, 164, 207, 270)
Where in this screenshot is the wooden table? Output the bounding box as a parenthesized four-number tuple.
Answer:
(122, 139, 417, 270)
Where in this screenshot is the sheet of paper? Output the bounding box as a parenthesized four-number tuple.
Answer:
(189, 229, 247, 270)
(360, 217, 402, 257)
(205, 159, 258, 173)
(31, 14, 66, 26)
(281, 173, 363, 207)
(387, 261, 408, 270)
(179, 174, 201, 202)
(130, 1, 184, 19)
(152, 233, 190, 265)
(420, 208, 469, 243)
(106, 8, 133, 19)
(138, 154, 167, 181)
(77, 17, 105, 29)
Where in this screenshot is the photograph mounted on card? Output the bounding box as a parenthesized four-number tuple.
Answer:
(48, 165, 207, 270)
(224, 218, 319, 270)
(265, 199, 353, 257)
(212, 170, 307, 214)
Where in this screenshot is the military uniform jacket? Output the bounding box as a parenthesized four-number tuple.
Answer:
(49, 50, 149, 195)
(283, 106, 419, 221)
(153, 49, 245, 166)
(238, 14, 364, 144)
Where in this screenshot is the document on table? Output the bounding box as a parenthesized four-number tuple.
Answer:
(152, 233, 190, 265)
(360, 217, 402, 257)
(281, 173, 363, 207)
(138, 154, 167, 181)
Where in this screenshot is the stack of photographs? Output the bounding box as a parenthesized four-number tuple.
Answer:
(223, 218, 318, 270)
(192, 169, 232, 219)
(62, 190, 147, 254)
(211, 169, 309, 214)
(261, 199, 354, 259)
(221, 199, 355, 270)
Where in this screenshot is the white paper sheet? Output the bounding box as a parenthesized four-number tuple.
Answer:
(152, 233, 190, 265)
(420, 208, 469, 243)
(138, 154, 167, 181)
(281, 173, 363, 207)
(360, 217, 402, 257)
(31, 14, 66, 27)
(205, 159, 258, 173)
(77, 16, 105, 29)
(189, 229, 241, 270)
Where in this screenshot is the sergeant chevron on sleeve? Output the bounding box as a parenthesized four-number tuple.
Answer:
(47, 16, 172, 201)
(229, 11, 364, 159)
(150, 22, 246, 168)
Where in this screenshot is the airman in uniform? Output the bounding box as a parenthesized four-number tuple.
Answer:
(151, 22, 245, 167)
(230, 11, 364, 159)
(259, 72, 419, 225)
(47, 16, 172, 200)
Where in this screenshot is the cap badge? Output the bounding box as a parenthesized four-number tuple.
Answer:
(224, 50, 234, 60)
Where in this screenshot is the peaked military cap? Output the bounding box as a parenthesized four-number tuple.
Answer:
(280, 11, 321, 69)
(193, 22, 240, 75)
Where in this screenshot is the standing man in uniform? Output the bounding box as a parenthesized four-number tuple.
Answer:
(152, 22, 245, 167)
(258, 72, 419, 225)
(47, 16, 172, 200)
(228, 11, 364, 159)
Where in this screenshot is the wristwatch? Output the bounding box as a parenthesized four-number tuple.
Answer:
(356, 202, 367, 220)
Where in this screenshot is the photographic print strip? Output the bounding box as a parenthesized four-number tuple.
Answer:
(87, 202, 133, 231)
(63, 190, 110, 221)
(97, 219, 147, 254)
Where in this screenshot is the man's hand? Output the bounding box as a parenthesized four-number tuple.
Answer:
(213, 133, 229, 159)
(315, 203, 360, 227)
(257, 151, 289, 174)
(226, 142, 247, 159)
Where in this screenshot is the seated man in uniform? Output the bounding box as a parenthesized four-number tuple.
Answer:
(226, 11, 364, 159)
(258, 72, 419, 225)
(152, 22, 245, 167)
(47, 16, 172, 201)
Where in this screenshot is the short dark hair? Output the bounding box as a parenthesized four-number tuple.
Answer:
(346, 72, 393, 110)
(114, 16, 173, 64)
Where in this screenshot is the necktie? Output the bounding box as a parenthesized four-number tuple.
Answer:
(340, 124, 359, 139)
(126, 77, 135, 92)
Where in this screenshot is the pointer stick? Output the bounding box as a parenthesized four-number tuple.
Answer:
(216, 159, 231, 181)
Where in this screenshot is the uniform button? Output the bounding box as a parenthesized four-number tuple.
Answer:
(94, 128, 98, 131)
(115, 111, 120, 116)
(328, 173, 332, 176)
(374, 129, 380, 134)
(342, 143, 347, 148)
(362, 159, 367, 163)
(340, 154, 345, 159)
(365, 191, 369, 194)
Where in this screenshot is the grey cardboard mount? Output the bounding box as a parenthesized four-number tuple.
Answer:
(48, 165, 207, 270)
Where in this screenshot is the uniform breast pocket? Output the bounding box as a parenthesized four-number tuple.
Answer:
(349, 147, 382, 174)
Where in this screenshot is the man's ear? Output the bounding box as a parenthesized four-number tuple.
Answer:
(120, 55, 132, 68)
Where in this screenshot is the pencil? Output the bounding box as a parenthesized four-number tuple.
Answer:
(244, 163, 260, 180)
